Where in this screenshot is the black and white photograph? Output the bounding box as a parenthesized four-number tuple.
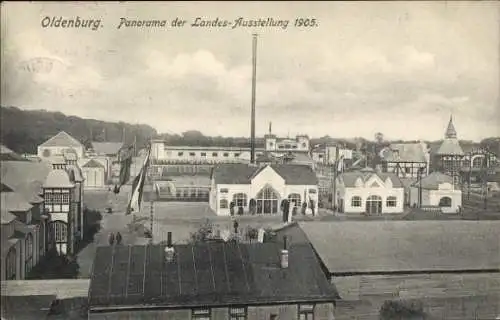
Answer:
(1, 1, 499, 319)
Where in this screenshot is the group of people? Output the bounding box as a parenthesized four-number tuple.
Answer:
(108, 232, 123, 245)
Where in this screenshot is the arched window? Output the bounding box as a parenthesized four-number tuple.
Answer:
(233, 193, 248, 207)
(52, 221, 68, 244)
(220, 199, 228, 209)
(25, 233, 34, 275)
(287, 193, 302, 207)
(6, 247, 16, 280)
(472, 156, 484, 168)
(256, 185, 280, 215)
(366, 195, 383, 214)
(439, 197, 452, 207)
(386, 196, 397, 207)
(351, 196, 362, 207)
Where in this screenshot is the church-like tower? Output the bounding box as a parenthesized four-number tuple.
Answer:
(434, 115, 464, 186)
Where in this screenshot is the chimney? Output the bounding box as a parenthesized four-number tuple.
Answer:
(164, 232, 175, 262)
(280, 236, 289, 269)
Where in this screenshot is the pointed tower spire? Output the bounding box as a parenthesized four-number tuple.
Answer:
(445, 114, 457, 139)
(269, 122, 272, 135)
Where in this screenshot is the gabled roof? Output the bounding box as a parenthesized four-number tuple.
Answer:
(91, 142, 124, 155)
(380, 143, 427, 163)
(436, 139, 464, 156)
(82, 159, 105, 169)
(270, 164, 318, 185)
(1, 191, 33, 214)
(88, 243, 338, 311)
(412, 172, 453, 190)
(0, 144, 14, 154)
(212, 164, 318, 185)
(39, 131, 83, 148)
(339, 171, 403, 188)
(43, 169, 74, 188)
(1, 207, 17, 224)
(1, 160, 52, 204)
(297, 221, 500, 275)
(67, 165, 84, 182)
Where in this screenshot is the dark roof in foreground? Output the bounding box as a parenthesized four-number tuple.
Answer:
(1, 279, 90, 320)
(297, 221, 500, 275)
(88, 242, 338, 311)
(211, 163, 318, 185)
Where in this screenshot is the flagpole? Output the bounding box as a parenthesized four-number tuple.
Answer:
(332, 146, 339, 212)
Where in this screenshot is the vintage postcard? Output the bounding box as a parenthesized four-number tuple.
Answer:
(1, 1, 499, 319)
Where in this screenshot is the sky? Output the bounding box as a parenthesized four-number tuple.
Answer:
(1, 1, 499, 141)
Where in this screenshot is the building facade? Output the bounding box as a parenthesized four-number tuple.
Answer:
(433, 116, 465, 186)
(43, 170, 77, 255)
(209, 164, 319, 216)
(335, 169, 405, 214)
(379, 142, 430, 179)
(409, 172, 462, 213)
(81, 159, 106, 189)
(1, 158, 54, 281)
(37, 131, 85, 160)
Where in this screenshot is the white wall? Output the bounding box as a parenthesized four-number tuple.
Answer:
(213, 166, 319, 216)
(37, 146, 84, 159)
(409, 183, 462, 213)
(338, 175, 405, 214)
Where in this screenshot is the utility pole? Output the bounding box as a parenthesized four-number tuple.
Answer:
(250, 34, 258, 164)
(332, 146, 340, 212)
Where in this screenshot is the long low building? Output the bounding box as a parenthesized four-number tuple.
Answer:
(273, 220, 500, 320)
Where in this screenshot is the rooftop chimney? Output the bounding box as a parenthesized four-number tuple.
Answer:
(164, 232, 175, 262)
(280, 236, 289, 269)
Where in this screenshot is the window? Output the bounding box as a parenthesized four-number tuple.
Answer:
(351, 196, 362, 207)
(386, 196, 397, 207)
(220, 188, 229, 193)
(229, 307, 247, 320)
(288, 193, 302, 207)
(61, 192, 70, 204)
(234, 153, 240, 157)
(201, 152, 207, 157)
(189, 152, 196, 157)
(53, 221, 67, 243)
(220, 199, 228, 209)
(472, 156, 484, 168)
(308, 189, 317, 194)
(233, 193, 248, 207)
(439, 197, 452, 207)
(256, 185, 280, 214)
(52, 193, 62, 204)
(178, 152, 184, 156)
(25, 233, 34, 274)
(223, 153, 229, 157)
(318, 154, 323, 159)
(405, 167, 411, 174)
(192, 308, 211, 320)
(6, 247, 16, 280)
(298, 304, 315, 320)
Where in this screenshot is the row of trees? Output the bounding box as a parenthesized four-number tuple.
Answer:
(0, 106, 157, 154)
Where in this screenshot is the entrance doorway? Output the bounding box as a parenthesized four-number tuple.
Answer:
(366, 195, 382, 215)
(256, 185, 280, 215)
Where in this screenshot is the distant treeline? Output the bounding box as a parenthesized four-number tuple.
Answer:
(1, 106, 498, 157)
(0, 106, 157, 154)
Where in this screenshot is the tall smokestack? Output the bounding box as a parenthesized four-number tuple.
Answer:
(281, 236, 289, 269)
(250, 34, 258, 164)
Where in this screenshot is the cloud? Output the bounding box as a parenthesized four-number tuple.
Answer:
(1, 2, 498, 141)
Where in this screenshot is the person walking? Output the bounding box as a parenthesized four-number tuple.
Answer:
(108, 232, 115, 246)
(116, 232, 123, 245)
(233, 220, 239, 234)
